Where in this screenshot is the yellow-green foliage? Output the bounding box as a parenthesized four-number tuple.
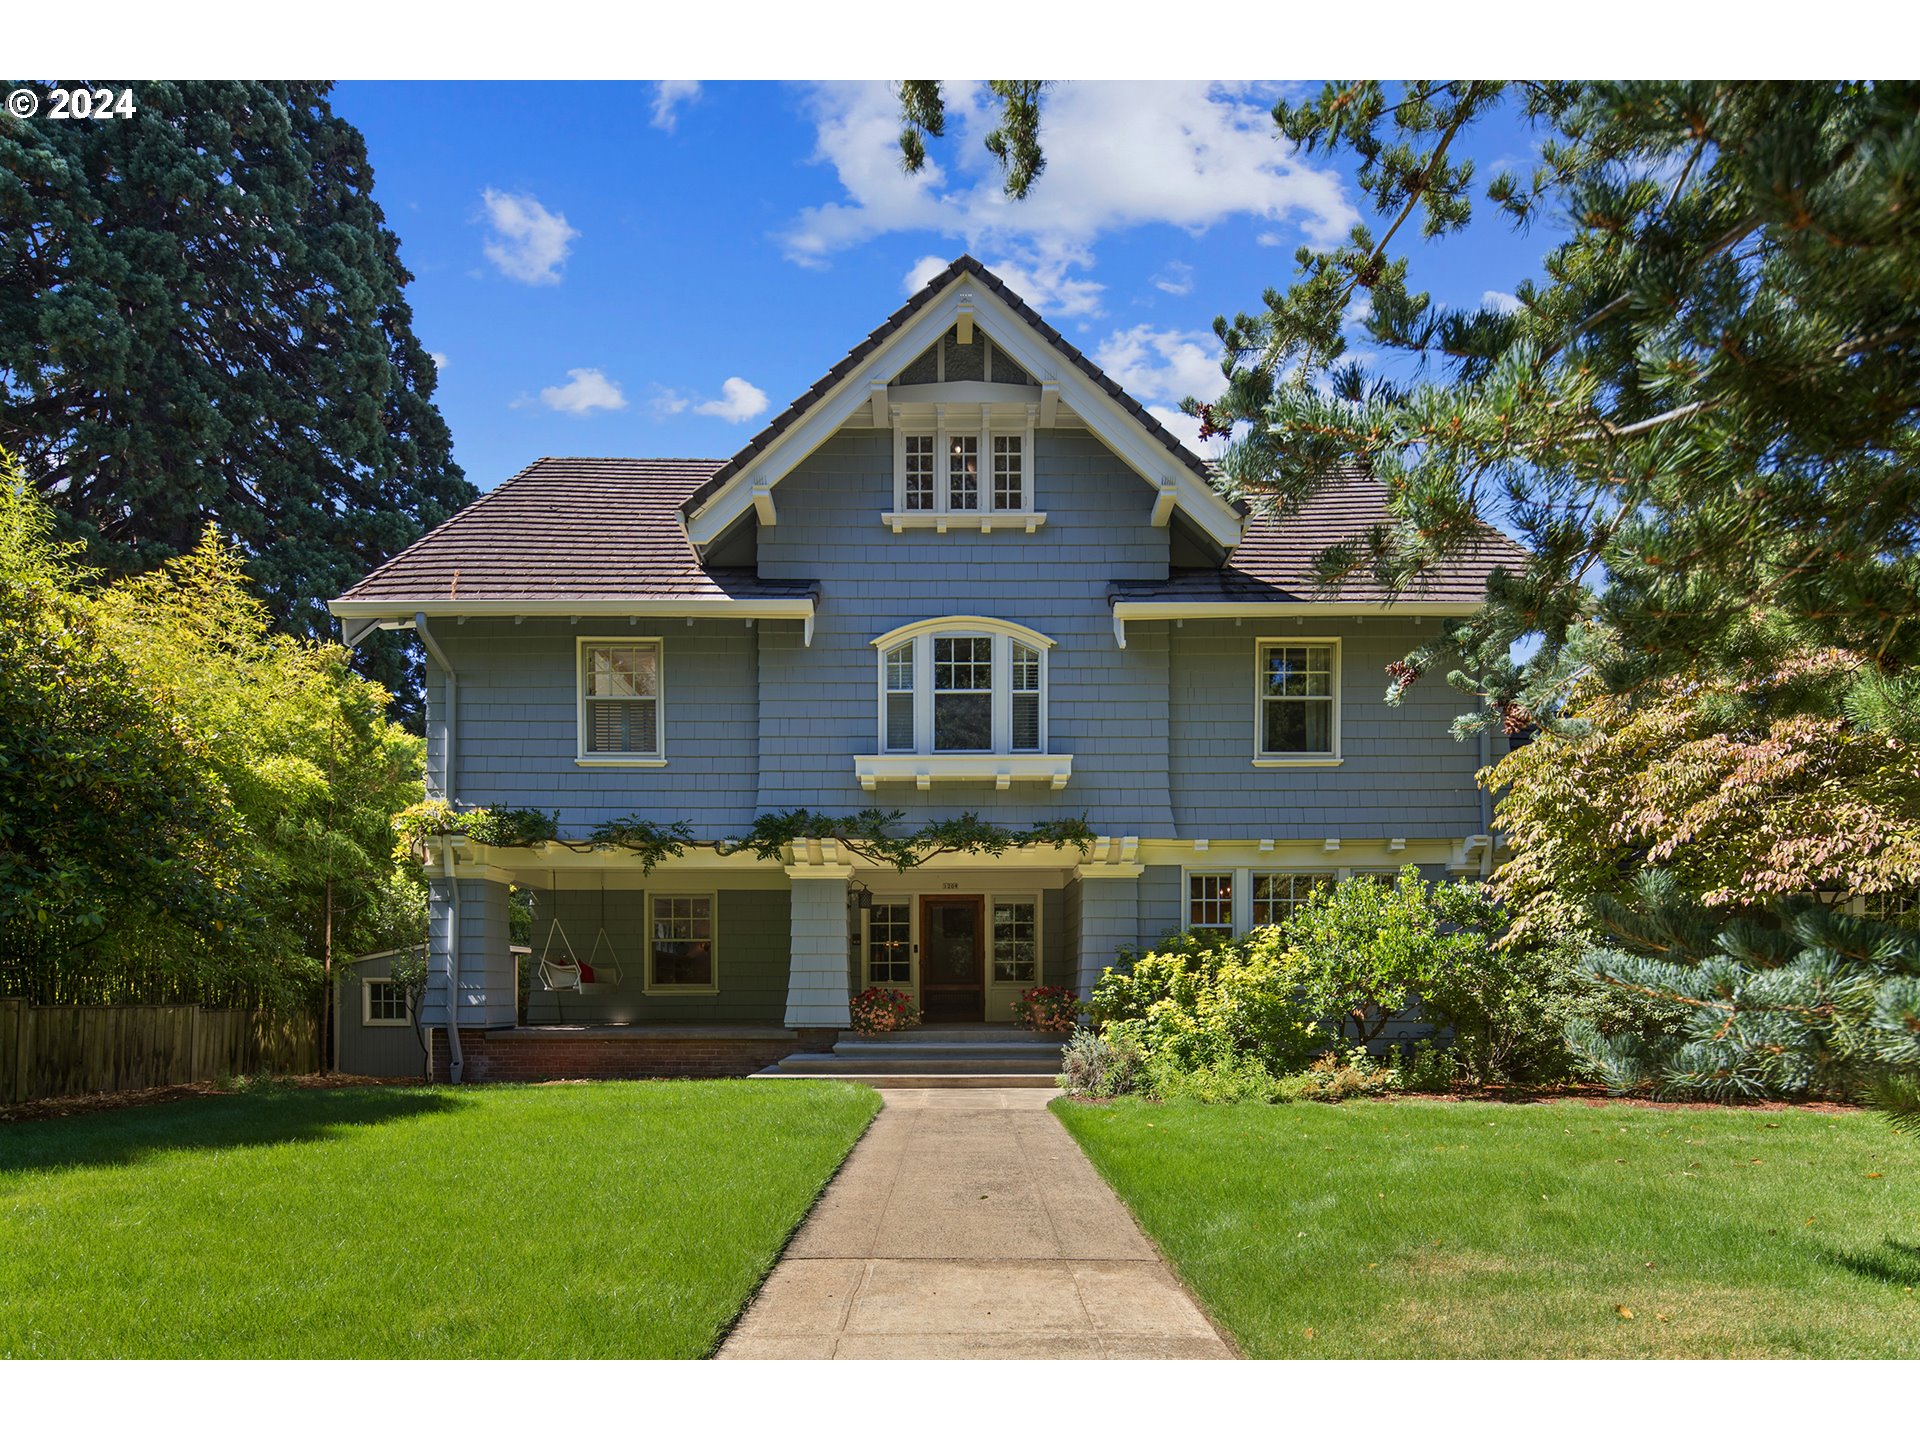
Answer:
(1, 455, 425, 1010)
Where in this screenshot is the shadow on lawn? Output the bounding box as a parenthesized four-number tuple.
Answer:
(0, 1087, 473, 1177)
(1820, 1239, 1920, 1286)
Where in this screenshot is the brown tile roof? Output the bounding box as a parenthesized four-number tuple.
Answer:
(334, 458, 815, 605)
(1112, 469, 1529, 606)
(678, 253, 1243, 519)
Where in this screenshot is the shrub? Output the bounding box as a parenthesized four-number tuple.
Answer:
(1146, 1050, 1286, 1104)
(1089, 928, 1324, 1078)
(1274, 1046, 1404, 1102)
(850, 986, 919, 1035)
(1058, 1026, 1145, 1098)
(1397, 1037, 1458, 1093)
(1011, 985, 1079, 1032)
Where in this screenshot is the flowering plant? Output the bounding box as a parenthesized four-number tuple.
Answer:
(850, 986, 920, 1035)
(1011, 985, 1079, 1033)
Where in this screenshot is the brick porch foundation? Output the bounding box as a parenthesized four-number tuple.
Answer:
(430, 1025, 804, 1083)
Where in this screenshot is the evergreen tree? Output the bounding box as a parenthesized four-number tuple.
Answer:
(899, 81, 1920, 734)
(0, 80, 473, 713)
(1576, 872, 1920, 1130)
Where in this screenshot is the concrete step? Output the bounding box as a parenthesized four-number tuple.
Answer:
(842, 1026, 1064, 1045)
(766, 1053, 1063, 1076)
(830, 1040, 1067, 1060)
(750, 1068, 1061, 1090)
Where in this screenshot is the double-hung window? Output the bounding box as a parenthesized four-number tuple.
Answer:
(1250, 872, 1334, 929)
(875, 621, 1051, 756)
(1255, 639, 1340, 761)
(1187, 873, 1235, 934)
(647, 894, 715, 993)
(578, 638, 664, 763)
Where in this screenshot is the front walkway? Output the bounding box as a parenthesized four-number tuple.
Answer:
(719, 1088, 1234, 1359)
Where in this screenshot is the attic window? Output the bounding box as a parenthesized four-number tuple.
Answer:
(891, 416, 1032, 523)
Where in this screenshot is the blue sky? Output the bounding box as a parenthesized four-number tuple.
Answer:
(337, 81, 1558, 492)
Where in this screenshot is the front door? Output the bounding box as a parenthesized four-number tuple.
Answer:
(920, 896, 983, 1022)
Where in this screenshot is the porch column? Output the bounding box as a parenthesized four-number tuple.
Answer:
(425, 858, 518, 1030)
(1073, 841, 1145, 996)
(783, 856, 855, 1032)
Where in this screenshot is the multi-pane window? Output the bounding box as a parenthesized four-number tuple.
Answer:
(883, 642, 915, 751)
(364, 979, 408, 1025)
(648, 895, 714, 990)
(1188, 873, 1234, 932)
(868, 903, 912, 985)
(875, 625, 1050, 755)
(992, 435, 1024, 510)
(582, 641, 661, 757)
(1011, 642, 1041, 753)
(948, 435, 980, 510)
(993, 899, 1038, 983)
(1259, 642, 1337, 756)
(903, 434, 935, 510)
(933, 636, 994, 751)
(1864, 891, 1920, 928)
(1250, 872, 1333, 929)
(894, 425, 1031, 516)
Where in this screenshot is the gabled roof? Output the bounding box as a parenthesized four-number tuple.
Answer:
(331, 458, 816, 614)
(680, 254, 1234, 519)
(678, 255, 1247, 549)
(1110, 469, 1530, 609)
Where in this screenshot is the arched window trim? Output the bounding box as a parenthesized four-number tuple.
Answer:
(871, 617, 1054, 757)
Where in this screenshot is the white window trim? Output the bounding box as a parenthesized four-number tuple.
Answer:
(987, 892, 1044, 990)
(861, 619, 1066, 784)
(885, 405, 1043, 532)
(1184, 866, 1372, 937)
(361, 976, 411, 1028)
(576, 635, 668, 767)
(643, 891, 719, 996)
(1253, 636, 1343, 766)
(863, 897, 918, 994)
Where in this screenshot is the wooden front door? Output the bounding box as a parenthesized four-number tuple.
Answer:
(920, 896, 984, 1022)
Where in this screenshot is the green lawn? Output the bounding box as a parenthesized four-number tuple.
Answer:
(1055, 1096, 1920, 1358)
(1, 1080, 879, 1358)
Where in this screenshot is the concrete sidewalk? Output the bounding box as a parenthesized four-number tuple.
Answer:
(719, 1088, 1234, 1359)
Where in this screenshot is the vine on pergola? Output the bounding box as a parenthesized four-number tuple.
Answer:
(393, 802, 1097, 874)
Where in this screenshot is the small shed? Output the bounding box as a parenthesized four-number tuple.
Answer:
(333, 948, 428, 1078)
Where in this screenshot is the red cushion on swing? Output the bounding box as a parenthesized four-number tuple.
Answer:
(576, 960, 596, 985)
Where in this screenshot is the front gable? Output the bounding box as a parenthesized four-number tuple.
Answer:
(679, 256, 1244, 553)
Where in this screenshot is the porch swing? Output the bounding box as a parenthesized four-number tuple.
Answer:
(536, 871, 623, 995)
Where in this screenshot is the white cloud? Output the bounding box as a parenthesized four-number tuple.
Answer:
(651, 80, 701, 132)
(1091, 325, 1226, 408)
(903, 253, 951, 294)
(479, 188, 579, 285)
(649, 377, 770, 424)
(427, 351, 449, 372)
(1255, 231, 1285, 247)
(780, 81, 1356, 318)
(1153, 260, 1194, 296)
(537, 368, 627, 416)
(1482, 289, 1523, 315)
(694, 377, 769, 423)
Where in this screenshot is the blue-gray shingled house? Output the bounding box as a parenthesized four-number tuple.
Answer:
(330, 257, 1524, 1082)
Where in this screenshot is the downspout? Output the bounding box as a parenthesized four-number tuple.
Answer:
(414, 612, 464, 1084)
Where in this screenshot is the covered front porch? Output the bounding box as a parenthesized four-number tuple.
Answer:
(419, 839, 1136, 1080)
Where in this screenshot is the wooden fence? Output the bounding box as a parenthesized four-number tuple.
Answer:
(0, 999, 319, 1105)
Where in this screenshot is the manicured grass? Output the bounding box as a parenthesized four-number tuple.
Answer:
(1054, 1096, 1920, 1358)
(1, 1080, 879, 1358)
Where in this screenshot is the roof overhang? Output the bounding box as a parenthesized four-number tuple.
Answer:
(682, 273, 1244, 551)
(1108, 598, 1483, 649)
(329, 595, 818, 645)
